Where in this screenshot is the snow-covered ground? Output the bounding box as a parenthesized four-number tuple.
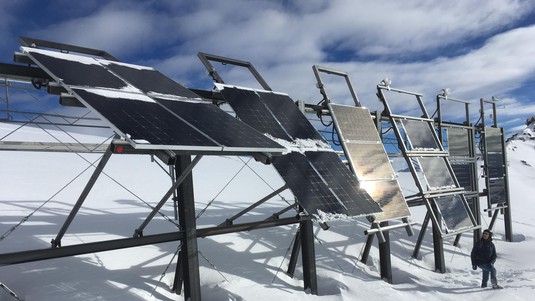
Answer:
(1, 121, 534, 301)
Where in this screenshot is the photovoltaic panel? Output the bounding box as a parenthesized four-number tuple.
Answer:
(154, 97, 284, 150)
(217, 86, 291, 141)
(434, 195, 474, 232)
(329, 104, 380, 142)
(489, 178, 506, 204)
(418, 157, 455, 190)
(485, 127, 503, 152)
(361, 180, 409, 221)
(487, 153, 504, 178)
(255, 91, 325, 141)
(72, 88, 219, 149)
(451, 163, 472, 191)
(23, 47, 286, 153)
(328, 104, 410, 222)
(104, 62, 201, 99)
(305, 151, 381, 216)
(23, 48, 127, 89)
(401, 119, 439, 150)
(217, 84, 381, 218)
(344, 143, 393, 180)
(447, 127, 470, 156)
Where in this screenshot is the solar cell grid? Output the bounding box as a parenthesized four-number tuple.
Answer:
(485, 127, 503, 152)
(451, 163, 472, 191)
(434, 195, 473, 232)
(329, 104, 380, 142)
(256, 91, 325, 141)
(418, 157, 455, 190)
(447, 127, 470, 156)
(345, 143, 393, 180)
(218, 86, 291, 141)
(73, 88, 219, 149)
(361, 180, 410, 222)
(489, 178, 506, 204)
(487, 153, 504, 178)
(155, 98, 283, 150)
(402, 119, 439, 150)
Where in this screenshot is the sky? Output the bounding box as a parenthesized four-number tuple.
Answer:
(2, 0, 535, 134)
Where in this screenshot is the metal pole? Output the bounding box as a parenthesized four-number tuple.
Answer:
(300, 218, 318, 294)
(378, 221, 392, 283)
(286, 229, 301, 277)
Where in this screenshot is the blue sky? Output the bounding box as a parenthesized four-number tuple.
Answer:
(2, 0, 535, 135)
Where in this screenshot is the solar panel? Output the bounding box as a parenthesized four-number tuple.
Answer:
(485, 127, 503, 152)
(256, 91, 325, 141)
(489, 178, 506, 204)
(447, 127, 470, 156)
(73, 88, 220, 150)
(217, 85, 381, 218)
(434, 195, 474, 232)
(328, 104, 410, 222)
(487, 153, 504, 178)
(217, 86, 291, 141)
(305, 151, 381, 216)
(104, 61, 201, 99)
(344, 143, 393, 180)
(23, 48, 127, 89)
(451, 163, 472, 191)
(154, 97, 284, 151)
(417, 157, 455, 189)
(329, 104, 380, 142)
(23, 47, 286, 153)
(402, 119, 439, 150)
(361, 180, 410, 221)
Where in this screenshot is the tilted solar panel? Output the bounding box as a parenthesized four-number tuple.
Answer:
(434, 195, 474, 232)
(402, 119, 439, 150)
(217, 84, 381, 218)
(417, 157, 455, 190)
(447, 127, 470, 157)
(22, 47, 285, 153)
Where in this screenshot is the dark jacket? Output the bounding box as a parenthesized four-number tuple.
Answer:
(471, 238, 497, 266)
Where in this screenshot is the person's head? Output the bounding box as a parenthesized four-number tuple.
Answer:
(482, 229, 493, 240)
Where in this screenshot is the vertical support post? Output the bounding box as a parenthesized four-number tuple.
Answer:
(360, 233, 374, 264)
(300, 218, 317, 294)
(432, 219, 445, 273)
(173, 155, 201, 300)
(52, 145, 113, 248)
(378, 221, 392, 283)
(501, 127, 513, 242)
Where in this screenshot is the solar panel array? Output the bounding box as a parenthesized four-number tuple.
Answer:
(217, 84, 381, 218)
(484, 127, 507, 204)
(22, 47, 284, 153)
(378, 88, 476, 234)
(329, 104, 410, 222)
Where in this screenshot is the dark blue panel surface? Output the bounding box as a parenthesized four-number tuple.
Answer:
(305, 151, 380, 216)
(26, 51, 127, 89)
(105, 62, 200, 99)
(273, 152, 344, 216)
(219, 87, 291, 141)
(73, 89, 218, 147)
(155, 98, 283, 149)
(256, 91, 325, 141)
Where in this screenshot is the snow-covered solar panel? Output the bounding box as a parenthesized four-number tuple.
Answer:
(217, 84, 381, 218)
(22, 47, 285, 153)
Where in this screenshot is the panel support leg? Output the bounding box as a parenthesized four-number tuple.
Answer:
(432, 218, 445, 273)
(286, 229, 301, 277)
(172, 155, 201, 300)
(413, 211, 430, 258)
(52, 145, 113, 248)
(378, 222, 392, 283)
(300, 218, 317, 294)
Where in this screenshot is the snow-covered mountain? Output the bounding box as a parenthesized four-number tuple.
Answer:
(1, 121, 535, 301)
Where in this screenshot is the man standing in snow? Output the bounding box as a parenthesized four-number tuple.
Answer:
(471, 229, 503, 289)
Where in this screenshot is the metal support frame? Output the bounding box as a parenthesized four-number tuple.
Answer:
(312, 65, 361, 107)
(19, 36, 119, 61)
(219, 184, 288, 226)
(51, 144, 114, 248)
(436, 93, 482, 244)
(197, 52, 272, 91)
(133, 155, 203, 237)
(377, 84, 478, 273)
(479, 98, 513, 241)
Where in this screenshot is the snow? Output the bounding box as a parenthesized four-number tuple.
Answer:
(21, 47, 100, 66)
(1, 122, 535, 300)
(74, 87, 155, 103)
